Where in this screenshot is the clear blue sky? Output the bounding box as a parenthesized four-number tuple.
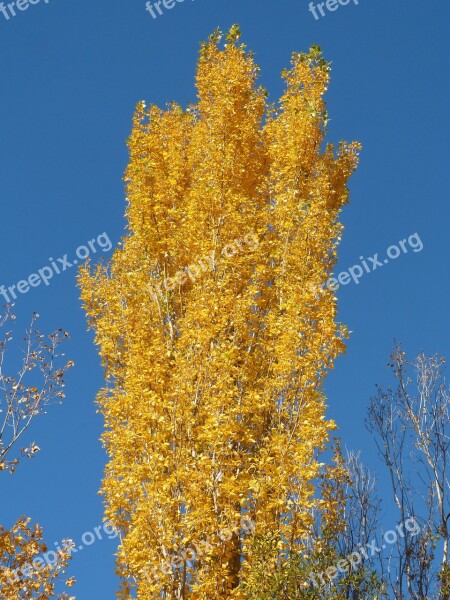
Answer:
(0, 0, 449, 597)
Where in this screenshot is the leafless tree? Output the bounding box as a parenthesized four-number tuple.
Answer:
(0, 305, 73, 473)
(367, 346, 449, 599)
(339, 450, 381, 556)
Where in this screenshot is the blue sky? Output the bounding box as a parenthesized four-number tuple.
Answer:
(0, 0, 449, 597)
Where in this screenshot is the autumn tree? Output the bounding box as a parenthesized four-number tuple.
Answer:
(0, 306, 75, 598)
(79, 26, 360, 599)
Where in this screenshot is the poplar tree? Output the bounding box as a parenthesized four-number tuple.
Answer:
(80, 26, 360, 599)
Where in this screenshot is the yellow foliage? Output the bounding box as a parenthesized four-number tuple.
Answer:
(0, 519, 74, 599)
(80, 27, 360, 599)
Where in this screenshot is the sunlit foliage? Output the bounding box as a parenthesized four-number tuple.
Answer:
(80, 26, 360, 599)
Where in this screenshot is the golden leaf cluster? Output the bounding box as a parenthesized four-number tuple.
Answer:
(0, 519, 74, 599)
